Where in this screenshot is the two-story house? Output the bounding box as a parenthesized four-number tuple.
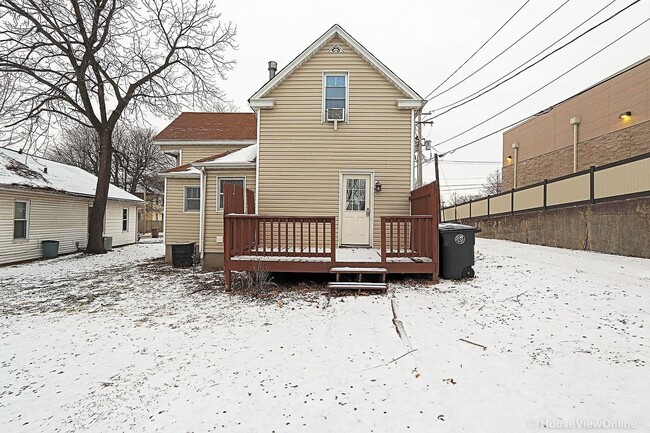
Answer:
(159, 25, 439, 288)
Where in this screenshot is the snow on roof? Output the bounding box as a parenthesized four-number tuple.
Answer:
(0, 147, 143, 203)
(192, 144, 257, 168)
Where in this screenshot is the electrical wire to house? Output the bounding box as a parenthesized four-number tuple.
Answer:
(425, 0, 639, 120)
(427, 15, 650, 157)
(423, 0, 530, 100)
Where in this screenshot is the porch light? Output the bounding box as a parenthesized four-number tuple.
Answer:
(506, 156, 512, 164)
(618, 111, 631, 120)
(374, 180, 382, 192)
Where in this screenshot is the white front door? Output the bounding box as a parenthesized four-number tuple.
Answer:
(341, 173, 371, 246)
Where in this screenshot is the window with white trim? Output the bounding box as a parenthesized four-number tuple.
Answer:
(184, 186, 201, 212)
(122, 208, 129, 232)
(324, 73, 347, 118)
(218, 178, 245, 211)
(14, 201, 29, 239)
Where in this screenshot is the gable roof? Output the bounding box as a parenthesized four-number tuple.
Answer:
(154, 112, 257, 142)
(0, 147, 142, 203)
(249, 24, 423, 103)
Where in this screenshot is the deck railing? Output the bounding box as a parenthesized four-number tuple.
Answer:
(224, 215, 336, 262)
(380, 216, 436, 262)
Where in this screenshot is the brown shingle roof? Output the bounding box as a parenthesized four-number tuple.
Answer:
(155, 112, 257, 141)
(161, 163, 194, 174)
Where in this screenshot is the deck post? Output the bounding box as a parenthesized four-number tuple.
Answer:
(380, 218, 387, 264)
(330, 217, 336, 262)
(224, 215, 231, 290)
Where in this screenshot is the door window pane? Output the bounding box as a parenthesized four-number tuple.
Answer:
(345, 177, 367, 212)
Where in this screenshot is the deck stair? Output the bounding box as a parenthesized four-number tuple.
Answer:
(328, 267, 388, 294)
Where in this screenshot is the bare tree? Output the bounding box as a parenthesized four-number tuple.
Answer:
(48, 123, 171, 194)
(0, 0, 236, 252)
(480, 169, 503, 196)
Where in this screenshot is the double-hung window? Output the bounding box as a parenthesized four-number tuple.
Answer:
(122, 208, 129, 232)
(324, 73, 347, 119)
(184, 186, 201, 212)
(14, 201, 29, 239)
(218, 178, 245, 211)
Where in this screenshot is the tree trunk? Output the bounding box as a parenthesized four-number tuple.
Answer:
(87, 130, 113, 253)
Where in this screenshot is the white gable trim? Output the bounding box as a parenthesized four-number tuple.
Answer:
(249, 24, 424, 104)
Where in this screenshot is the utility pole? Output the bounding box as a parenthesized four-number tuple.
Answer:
(417, 110, 423, 188)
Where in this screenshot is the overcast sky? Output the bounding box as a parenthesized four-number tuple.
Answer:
(157, 0, 650, 199)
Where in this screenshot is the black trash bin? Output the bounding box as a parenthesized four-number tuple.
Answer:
(171, 242, 195, 268)
(439, 224, 481, 280)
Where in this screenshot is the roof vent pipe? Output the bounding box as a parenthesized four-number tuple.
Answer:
(268, 61, 277, 80)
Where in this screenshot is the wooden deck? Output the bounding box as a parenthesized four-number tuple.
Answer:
(222, 183, 441, 289)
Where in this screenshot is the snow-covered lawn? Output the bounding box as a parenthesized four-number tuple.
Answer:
(1, 239, 648, 432)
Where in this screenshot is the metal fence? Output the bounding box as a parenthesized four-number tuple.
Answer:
(441, 152, 650, 222)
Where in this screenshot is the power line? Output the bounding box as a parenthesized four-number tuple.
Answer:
(427, 0, 623, 117)
(430, 16, 650, 154)
(439, 160, 501, 164)
(423, 0, 530, 100)
(429, 0, 570, 101)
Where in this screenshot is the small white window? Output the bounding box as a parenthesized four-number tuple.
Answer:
(218, 178, 245, 211)
(324, 73, 348, 120)
(122, 208, 129, 232)
(14, 200, 29, 239)
(184, 186, 201, 212)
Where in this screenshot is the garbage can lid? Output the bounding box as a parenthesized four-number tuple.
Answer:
(439, 223, 480, 232)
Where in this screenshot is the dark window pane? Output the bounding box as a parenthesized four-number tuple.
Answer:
(326, 99, 345, 109)
(14, 221, 26, 239)
(326, 87, 345, 99)
(186, 199, 200, 212)
(14, 202, 26, 219)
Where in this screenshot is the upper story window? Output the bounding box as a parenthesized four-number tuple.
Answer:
(14, 200, 29, 239)
(184, 186, 201, 212)
(324, 73, 348, 121)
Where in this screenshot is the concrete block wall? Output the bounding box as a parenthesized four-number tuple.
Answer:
(462, 197, 650, 259)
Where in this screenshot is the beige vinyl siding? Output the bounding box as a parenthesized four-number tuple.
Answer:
(159, 144, 251, 166)
(105, 200, 138, 247)
(164, 178, 200, 245)
(0, 189, 138, 265)
(203, 168, 256, 254)
(258, 36, 412, 247)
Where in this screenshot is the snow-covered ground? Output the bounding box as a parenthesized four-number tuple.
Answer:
(1, 239, 648, 432)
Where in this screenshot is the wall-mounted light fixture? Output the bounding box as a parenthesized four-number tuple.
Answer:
(506, 156, 512, 164)
(619, 111, 632, 120)
(374, 180, 382, 192)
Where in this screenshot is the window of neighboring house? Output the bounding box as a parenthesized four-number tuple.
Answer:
(184, 186, 201, 212)
(324, 73, 348, 119)
(217, 178, 245, 211)
(122, 208, 129, 232)
(13, 201, 29, 240)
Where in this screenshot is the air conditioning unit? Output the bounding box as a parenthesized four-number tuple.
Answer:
(326, 108, 345, 122)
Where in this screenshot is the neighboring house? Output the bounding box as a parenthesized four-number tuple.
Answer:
(159, 25, 438, 282)
(0, 147, 142, 265)
(502, 55, 650, 189)
(135, 190, 164, 234)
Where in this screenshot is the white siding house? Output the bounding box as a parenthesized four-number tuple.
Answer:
(0, 148, 142, 265)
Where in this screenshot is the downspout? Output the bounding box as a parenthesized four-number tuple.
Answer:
(255, 108, 261, 213)
(199, 167, 207, 260)
(570, 117, 581, 173)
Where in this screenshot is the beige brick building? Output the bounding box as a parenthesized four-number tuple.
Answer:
(502, 56, 650, 190)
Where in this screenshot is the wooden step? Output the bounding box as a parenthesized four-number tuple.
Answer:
(329, 266, 388, 274)
(327, 281, 388, 294)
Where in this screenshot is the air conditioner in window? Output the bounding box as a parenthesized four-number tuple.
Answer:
(326, 108, 345, 122)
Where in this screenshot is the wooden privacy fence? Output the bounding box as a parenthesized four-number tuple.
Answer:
(442, 152, 650, 221)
